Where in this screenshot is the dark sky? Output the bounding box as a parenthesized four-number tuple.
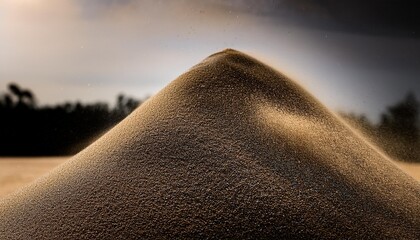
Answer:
(225, 0, 420, 120)
(224, 0, 419, 35)
(1, 0, 419, 121)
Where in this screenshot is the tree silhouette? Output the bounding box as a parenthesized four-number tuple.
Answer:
(340, 92, 420, 162)
(0, 94, 13, 108)
(21, 89, 36, 108)
(8, 83, 36, 108)
(379, 92, 419, 142)
(115, 94, 140, 116)
(8, 84, 22, 105)
(0, 83, 143, 156)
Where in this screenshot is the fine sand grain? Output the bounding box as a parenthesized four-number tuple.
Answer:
(1, 158, 417, 200)
(0, 49, 419, 239)
(1, 157, 417, 201)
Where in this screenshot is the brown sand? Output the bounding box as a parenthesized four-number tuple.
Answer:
(0, 49, 419, 239)
(0, 157, 68, 198)
(0, 158, 418, 200)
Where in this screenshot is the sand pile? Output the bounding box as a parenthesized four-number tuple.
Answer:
(0, 49, 419, 239)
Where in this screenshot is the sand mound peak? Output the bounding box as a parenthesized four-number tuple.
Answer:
(1, 50, 419, 239)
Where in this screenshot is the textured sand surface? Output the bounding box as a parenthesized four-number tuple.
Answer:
(1, 158, 418, 201)
(0, 158, 68, 198)
(0, 49, 419, 239)
(1, 158, 417, 201)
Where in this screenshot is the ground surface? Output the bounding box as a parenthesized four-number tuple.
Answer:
(0, 157, 68, 198)
(0, 157, 418, 199)
(394, 161, 420, 182)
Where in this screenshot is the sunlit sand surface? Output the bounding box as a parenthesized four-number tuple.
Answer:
(394, 161, 420, 182)
(0, 50, 419, 239)
(0, 157, 67, 198)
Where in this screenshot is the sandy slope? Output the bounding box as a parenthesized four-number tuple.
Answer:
(0, 158, 417, 200)
(0, 49, 419, 239)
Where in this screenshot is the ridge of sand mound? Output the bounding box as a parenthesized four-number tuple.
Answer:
(1, 49, 419, 239)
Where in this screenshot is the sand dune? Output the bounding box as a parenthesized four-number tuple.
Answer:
(0, 49, 419, 239)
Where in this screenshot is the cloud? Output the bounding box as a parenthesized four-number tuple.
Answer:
(0, 0, 269, 104)
(0, 0, 419, 121)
